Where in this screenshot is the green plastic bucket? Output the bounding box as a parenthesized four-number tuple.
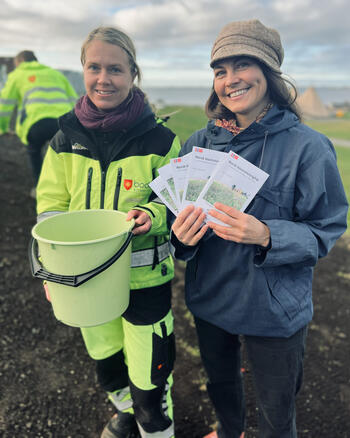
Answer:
(29, 209, 134, 327)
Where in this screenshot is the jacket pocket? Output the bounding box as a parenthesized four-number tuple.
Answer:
(248, 186, 294, 220)
(151, 321, 176, 386)
(263, 266, 310, 320)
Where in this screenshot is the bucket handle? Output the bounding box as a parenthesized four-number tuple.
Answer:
(28, 232, 133, 287)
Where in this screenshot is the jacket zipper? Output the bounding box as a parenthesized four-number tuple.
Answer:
(100, 170, 106, 209)
(113, 167, 122, 210)
(85, 167, 93, 209)
(152, 236, 159, 270)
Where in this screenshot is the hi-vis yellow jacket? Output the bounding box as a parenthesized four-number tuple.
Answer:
(36, 106, 181, 290)
(0, 61, 77, 144)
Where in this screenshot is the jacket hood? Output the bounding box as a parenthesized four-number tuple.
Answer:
(205, 104, 299, 145)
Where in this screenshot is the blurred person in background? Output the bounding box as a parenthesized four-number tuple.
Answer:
(0, 50, 78, 194)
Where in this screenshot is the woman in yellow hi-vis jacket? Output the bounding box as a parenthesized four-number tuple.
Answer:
(0, 50, 78, 187)
(35, 27, 180, 438)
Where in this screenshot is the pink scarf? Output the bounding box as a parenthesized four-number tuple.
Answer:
(75, 87, 145, 132)
(216, 103, 273, 136)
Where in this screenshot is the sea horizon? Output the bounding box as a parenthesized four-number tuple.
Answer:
(143, 85, 350, 107)
(5, 67, 344, 108)
(3, 66, 348, 107)
(54, 70, 350, 107)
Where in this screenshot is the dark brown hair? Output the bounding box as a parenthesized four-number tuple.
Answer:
(14, 50, 37, 65)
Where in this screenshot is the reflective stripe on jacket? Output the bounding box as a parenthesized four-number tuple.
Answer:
(0, 61, 78, 144)
(36, 107, 181, 289)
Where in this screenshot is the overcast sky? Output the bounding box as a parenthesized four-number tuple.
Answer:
(1, 0, 350, 88)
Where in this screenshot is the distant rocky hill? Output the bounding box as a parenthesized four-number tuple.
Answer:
(59, 69, 85, 96)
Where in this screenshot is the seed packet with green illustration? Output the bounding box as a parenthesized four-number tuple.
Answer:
(181, 147, 227, 209)
(149, 175, 179, 216)
(196, 151, 269, 226)
(157, 163, 179, 209)
(170, 152, 192, 207)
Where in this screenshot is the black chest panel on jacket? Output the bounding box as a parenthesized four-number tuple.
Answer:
(52, 111, 176, 169)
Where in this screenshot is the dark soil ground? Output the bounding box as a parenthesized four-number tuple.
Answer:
(0, 133, 349, 438)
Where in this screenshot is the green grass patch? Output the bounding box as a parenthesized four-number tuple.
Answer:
(157, 105, 207, 144)
(161, 105, 350, 143)
(335, 147, 350, 193)
(334, 146, 350, 234)
(305, 119, 350, 141)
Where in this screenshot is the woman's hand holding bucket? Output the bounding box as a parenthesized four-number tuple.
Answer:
(126, 209, 152, 235)
(43, 282, 51, 302)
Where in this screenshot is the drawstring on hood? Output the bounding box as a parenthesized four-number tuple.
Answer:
(200, 105, 299, 171)
(258, 130, 269, 169)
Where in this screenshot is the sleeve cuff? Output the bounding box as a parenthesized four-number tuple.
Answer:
(170, 230, 199, 261)
(254, 238, 272, 266)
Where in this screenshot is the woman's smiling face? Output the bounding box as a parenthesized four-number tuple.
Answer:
(83, 39, 135, 111)
(213, 56, 269, 128)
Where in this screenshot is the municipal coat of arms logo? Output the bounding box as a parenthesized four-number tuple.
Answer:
(124, 179, 133, 190)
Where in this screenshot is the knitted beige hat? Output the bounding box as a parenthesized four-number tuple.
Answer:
(210, 19, 284, 73)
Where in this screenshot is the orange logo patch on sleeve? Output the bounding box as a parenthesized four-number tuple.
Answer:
(124, 179, 133, 190)
(28, 75, 36, 82)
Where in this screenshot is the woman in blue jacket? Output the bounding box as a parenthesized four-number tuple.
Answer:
(171, 19, 348, 438)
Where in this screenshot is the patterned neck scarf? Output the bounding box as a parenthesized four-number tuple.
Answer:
(215, 103, 273, 136)
(75, 87, 145, 132)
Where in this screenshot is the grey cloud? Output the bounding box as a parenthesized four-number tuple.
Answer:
(0, 1, 109, 52)
(0, 0, 349, 86)
(111, 0, 350, 51)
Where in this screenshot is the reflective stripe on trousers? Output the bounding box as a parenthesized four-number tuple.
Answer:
(109, 386, 133, 412)
(135, 381, 174, 438)
(137, 422, 174, 438)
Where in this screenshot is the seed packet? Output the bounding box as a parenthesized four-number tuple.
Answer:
(157, 163, 178, 209)
(181, 147, 227, 209)
(169, 152, 192, 206)
(196, 150, 269, 225)
(149, 175, 179, 216)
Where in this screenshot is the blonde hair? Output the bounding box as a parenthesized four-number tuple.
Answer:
(80, 26, 141, 84)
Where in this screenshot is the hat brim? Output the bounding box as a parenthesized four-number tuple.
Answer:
(210, 45, 281, 73)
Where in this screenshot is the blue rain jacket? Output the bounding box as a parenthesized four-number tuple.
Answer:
(172, 105, 348, 337)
